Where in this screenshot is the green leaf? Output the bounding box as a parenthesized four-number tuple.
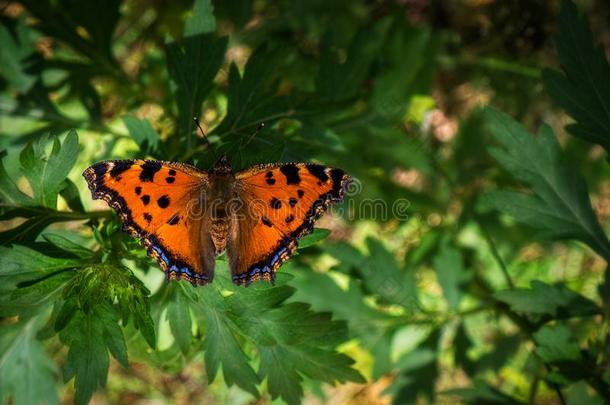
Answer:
(0, 17, 37, 92)
(255, 304, 364, 405)
(494, 280, 599, 318)
(212, 46, 291, 144)
(432, 240, 471, 310)
(58, 264, 156, 348)
(0, 316, 59, 405)
(478, 108, 610, 261)
(454, 323, 476, 376)
(43, 233, 94, 259)
(542, 0, 610, 152)
(19, 130, 79, 208)
(194, 267, 363, 404)
(185, 0, 216, 36)
(122, 115, 160, 152)
(166, 24, 227, 150)
(198, 290, 260, 396)
(389, 329, 439, 404)
(0, 271, 72, 317)
(444, 380, 525, 404)
(317, 18, 391, 102)
(60, 303, 127, 405)
(359, 237, 418, 308)
(533, 324, 581, 363)
(59, 178, 85, 212)
(259, 344, 363, 405)
(298, 228, 331, 249)
(0, 245, 81, 293)
(0, 154, 32, 206)
(166, 282, 195, 354)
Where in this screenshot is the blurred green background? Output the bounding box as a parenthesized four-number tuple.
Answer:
(1, 0, 610, 404)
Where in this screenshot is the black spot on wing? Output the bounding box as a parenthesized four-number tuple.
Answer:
(139, 161, 162, 182)
(306, 164, 329, 183)
(289, 197, 297, 207)
(166, 176, 175, 184)
(262, 216, 273, 227)
(135, 186, 142, 195)
(297, 190, 304, 198)
(280, 164, 301, 185)
(141, 195, 150, 205)
(157, 195, 170, 208)
(265, 171, 273, 178)
(168, 169, 176, 176)
(285, 214, 294, 223)
(167, 214, 180, 225)
(271, 198, 282, 209)
(110, 161, 133, 178)
(144, 213, 152, 223)
(266, 178, 276, 185)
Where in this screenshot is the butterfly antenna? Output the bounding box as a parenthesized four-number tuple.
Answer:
(245, 122, 265, 146)
(193, 117, 220, 161)
(224, 122, 267, 159)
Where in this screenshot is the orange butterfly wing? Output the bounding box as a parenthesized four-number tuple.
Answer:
(83, 160, 216, 284)
(229, 163, 351, 285)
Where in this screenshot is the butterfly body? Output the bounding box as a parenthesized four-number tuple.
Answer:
(84, 156, 351, 286)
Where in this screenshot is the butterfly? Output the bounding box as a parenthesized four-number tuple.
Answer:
(83, 156, 351, 286)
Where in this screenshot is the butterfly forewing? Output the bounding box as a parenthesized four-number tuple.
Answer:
(83, 159, 216, 284)
(229, 163, 351, 285)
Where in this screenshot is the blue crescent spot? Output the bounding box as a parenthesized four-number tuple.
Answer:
(155, 246, 208, 280)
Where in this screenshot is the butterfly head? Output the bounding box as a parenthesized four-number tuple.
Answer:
(212, 154, 233, 175)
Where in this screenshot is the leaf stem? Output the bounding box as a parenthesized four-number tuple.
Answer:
(479, 223, 515, 289)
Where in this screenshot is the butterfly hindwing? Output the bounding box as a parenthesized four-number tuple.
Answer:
(229, 163, 351, 285)
(83, 159, 215, 284)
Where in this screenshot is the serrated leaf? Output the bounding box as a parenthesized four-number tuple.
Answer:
(542, 0, 610, 152)
(60, 303, 127, 405)
(212, 46, 292, 144)
(260, 344, 364, 405)
(0, 271, 72, 317)
(533, 324, 581, 363)
(494, 280, 599, 318)
(166, 282, 194, 354)
(479, 108, 610, 261)
(122, 115, 160, 152)
(0, 245, 81, 293)
(166, 29, 227, 150)
(19, 130, 79, 208)
(0, 316, 59, 405)
(194, 266, 363, 404)
(199, 290, 260, 396)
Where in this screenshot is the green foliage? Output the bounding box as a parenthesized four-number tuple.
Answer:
(1, 0, 610, 404)
(543, 0, 610, 152)
(479, 108, 610, 260)
(0, 317, 58, 405)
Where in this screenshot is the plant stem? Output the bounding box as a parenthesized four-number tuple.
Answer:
(479, 223, 515, 289)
